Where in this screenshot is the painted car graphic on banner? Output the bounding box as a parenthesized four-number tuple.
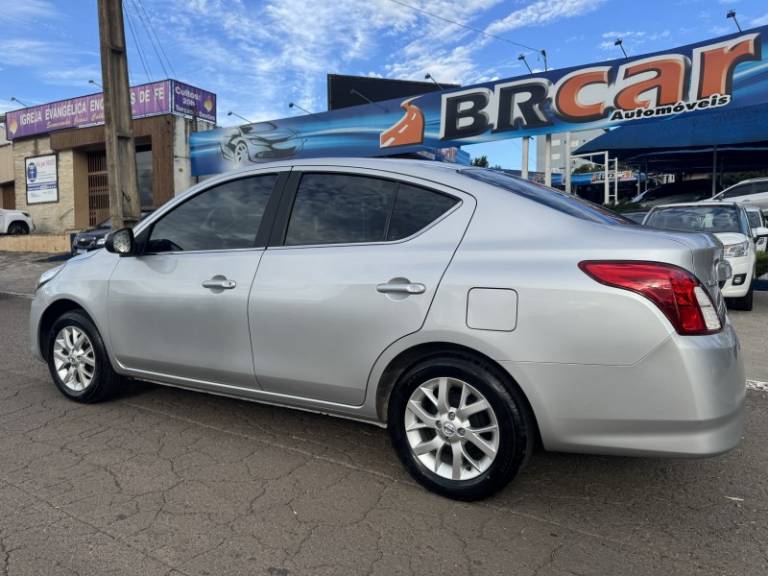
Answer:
(380, 98, 425, 148)
(191, 27, 768, 176)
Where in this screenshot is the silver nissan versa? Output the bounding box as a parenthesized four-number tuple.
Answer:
(30, 158, 745, 500)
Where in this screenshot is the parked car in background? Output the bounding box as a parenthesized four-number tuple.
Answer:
(711, 177, 768, 211)
(71, 211, 153, 255)
(32, 159, 744, 500)
(631, 180, 715, 207)
(745, 206, 768, 252)
(619, 209, 649, 224)
(644, 202, 757, 310)
(0, 208, 34, 235)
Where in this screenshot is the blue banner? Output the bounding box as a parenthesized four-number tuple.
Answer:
(192, 26, 768, 175)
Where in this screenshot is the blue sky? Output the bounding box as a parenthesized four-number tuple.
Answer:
(2, 0, 768, 168)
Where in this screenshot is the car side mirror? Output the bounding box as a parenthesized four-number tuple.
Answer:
(105, 228, 135, 256)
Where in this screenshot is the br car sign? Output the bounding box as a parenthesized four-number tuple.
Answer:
(191, 26, 768, 176)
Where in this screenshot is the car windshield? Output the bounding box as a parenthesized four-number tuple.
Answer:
(460, 168, 634, 225)
(747, 211, 762, 228)
(645, 206, 743, 234)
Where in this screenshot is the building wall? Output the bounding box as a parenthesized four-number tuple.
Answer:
(535, 129, 606, 173)
(173, 116, 214, 196)
(0, 143, 13, 185)
(5, 114, 214, 233)
(12, 135, 79, 233)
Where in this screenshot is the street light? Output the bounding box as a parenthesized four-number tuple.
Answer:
(288, 102, 315, 115)
(227, 111, 253, 124)
(10, 96, 29, 107)
(614, 38, 628, 59)
(424, 73, 444, 91)
(88, 79, 102, 89)
(726, 10, 742, 32)
(518, 54, 533, 74)
(540, 49, 548, 72)
(349, 89, 387, 112)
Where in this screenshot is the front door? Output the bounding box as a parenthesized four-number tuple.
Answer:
(108, 171, 283, 388)
(249, 169, 474, 406)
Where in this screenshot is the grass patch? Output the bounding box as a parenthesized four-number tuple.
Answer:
(757, 251, 768, 278)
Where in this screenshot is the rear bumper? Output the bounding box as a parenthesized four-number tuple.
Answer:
(505, 323, 745, 457)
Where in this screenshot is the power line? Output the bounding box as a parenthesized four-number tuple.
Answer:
(123, 0, 152, 81)
(383, 0, 542, 53)
(132, 0, 177, 78)
(128, 0, 168, 78)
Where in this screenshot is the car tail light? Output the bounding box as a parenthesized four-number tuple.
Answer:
(578, 261, 722, 335)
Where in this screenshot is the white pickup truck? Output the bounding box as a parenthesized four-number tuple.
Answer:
(0, 209, 34, 235)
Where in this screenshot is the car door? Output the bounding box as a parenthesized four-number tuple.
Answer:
(248, 168, 475, 406)
(107, 171, 286, 388)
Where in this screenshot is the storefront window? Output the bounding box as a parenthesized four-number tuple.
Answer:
(136, 147, 153, 208)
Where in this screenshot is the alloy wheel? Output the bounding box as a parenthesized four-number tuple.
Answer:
(52, 326, 96, 392)
(404, 377, 500, 481)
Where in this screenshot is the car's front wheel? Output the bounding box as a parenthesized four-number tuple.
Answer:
(46, 310, 121, 403)
(388, 354, 534, 501)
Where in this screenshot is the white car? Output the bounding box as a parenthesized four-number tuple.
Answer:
(711, 177, 768, 211)
(0, 209, 34, 235)
(745, 206, 768, 252)
(644, 202, 757, 310)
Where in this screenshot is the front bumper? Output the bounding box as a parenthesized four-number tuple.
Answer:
(505, 323, 745, 457)
(721, 256, 752, 298)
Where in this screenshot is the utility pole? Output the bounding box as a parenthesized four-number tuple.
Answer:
(98, 0, 140, 229)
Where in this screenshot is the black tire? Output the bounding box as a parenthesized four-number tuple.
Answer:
(727, 283, 754, 311)
(7, 221, 29, 235)
(388, 354, 535, 501)
(46, 310, 121, 403)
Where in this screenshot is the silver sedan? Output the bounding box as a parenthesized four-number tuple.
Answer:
(30, 158, 745, 500)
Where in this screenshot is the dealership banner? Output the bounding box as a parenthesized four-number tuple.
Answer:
(191, 26, 768, 175)
(5, 80, 216, 140)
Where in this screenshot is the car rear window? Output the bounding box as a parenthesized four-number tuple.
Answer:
(459, 168, 633, 225)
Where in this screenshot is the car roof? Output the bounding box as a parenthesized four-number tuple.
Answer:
(213, 157, 466, 181)
(651, 201, 743, 209)
(724, 177, 768, 186)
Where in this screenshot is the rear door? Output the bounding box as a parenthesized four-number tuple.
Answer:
(248, 168, 475, 405)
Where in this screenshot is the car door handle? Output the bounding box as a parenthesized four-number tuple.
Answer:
(202, 277, 237, 290)
(376, 280, 426, 295)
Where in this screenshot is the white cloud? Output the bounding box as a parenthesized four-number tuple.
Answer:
(0, 39, 63, 67)
(42, 66, 103, 88)
(753, 13, 768, 26)
(598, 29, 671, 51)
(485, 0, 606, 35)
(0, 0, 59, 25)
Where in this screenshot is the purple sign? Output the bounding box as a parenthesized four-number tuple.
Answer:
(172, 81, 216, 122)
(5, 80, 216, 140)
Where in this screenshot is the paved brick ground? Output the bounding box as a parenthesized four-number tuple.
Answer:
(1, 253, 767, 575)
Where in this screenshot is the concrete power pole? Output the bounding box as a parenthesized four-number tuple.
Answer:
(98, 0, 140, 229)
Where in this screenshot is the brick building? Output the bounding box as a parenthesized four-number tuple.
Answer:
(1, 80, 215, 234)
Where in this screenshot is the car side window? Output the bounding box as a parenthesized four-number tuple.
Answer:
(147, 174, 278, 253)
(285, 174, 396, 246)
(284, 173, 459, 247)
(722, 184, 753, 199)
(387, 184, 459, 241)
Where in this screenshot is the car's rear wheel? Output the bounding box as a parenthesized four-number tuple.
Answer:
(388, 354, 534, 501)
(7, 221, 29, 235)
(47, 311, 121, 403)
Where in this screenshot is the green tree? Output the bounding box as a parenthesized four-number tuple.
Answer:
(472, 155, 489, 167)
